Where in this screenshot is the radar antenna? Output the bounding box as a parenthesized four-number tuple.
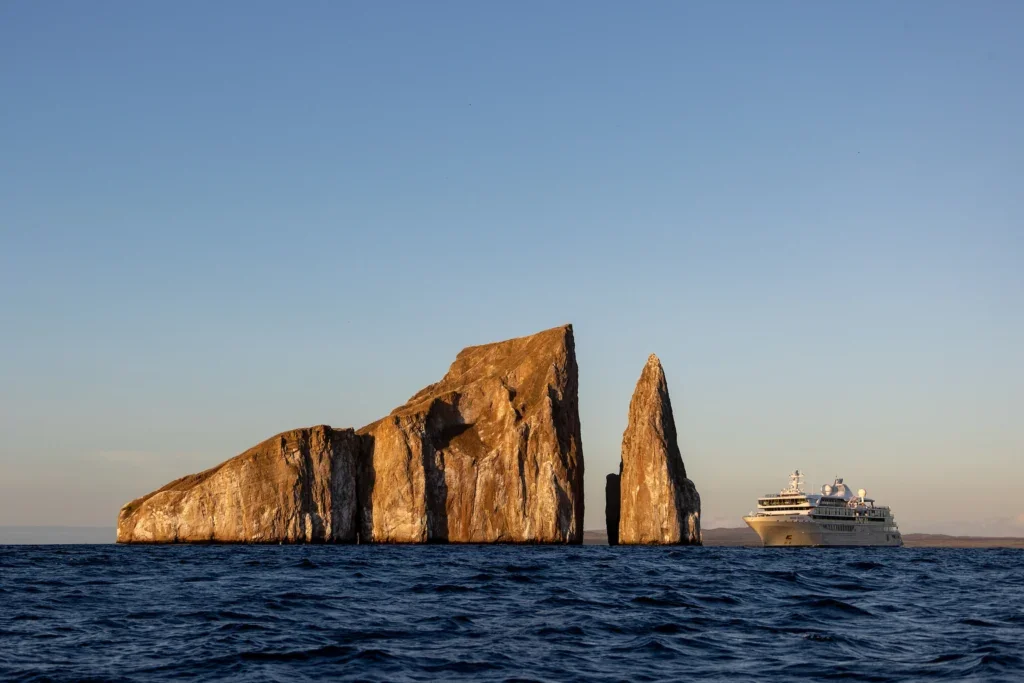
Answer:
(783, 470, 805, 494)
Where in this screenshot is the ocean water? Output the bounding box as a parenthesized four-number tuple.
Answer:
(1, 546, 1022, 682)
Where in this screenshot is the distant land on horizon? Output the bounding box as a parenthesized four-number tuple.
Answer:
(0, 526, 115, 545)
(583, 528, 1024, 548)
(2, 527, 1023, 548)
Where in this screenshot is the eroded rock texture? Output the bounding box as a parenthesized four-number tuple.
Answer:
(616, 354, 701, 545)
(116, 426, 362, 543)
(116, 325, 584, 544)
(356, 324, 584, 543)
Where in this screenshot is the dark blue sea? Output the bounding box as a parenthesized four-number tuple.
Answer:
(2, 546, 1022, 682)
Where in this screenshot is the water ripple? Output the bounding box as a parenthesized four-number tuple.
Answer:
(0, 546, 1022, 681)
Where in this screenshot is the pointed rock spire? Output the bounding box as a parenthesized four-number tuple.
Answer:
(614, 354, 701, 545)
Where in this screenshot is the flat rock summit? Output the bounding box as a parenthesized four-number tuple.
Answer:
(117, 325, 584, 544)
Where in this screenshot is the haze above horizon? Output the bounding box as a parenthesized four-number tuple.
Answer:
(2, 2, 1022, 537)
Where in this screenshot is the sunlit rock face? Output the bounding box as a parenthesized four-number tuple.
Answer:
(615, 354, 701, 545)
(356, 324, 584, 543)
(116, 426, 362, 543)
(117, 325, 584, 544)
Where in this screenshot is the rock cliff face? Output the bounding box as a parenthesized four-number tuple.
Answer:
(117, 426, 362, 543)
(116, 325, 584, 544)
(614, 354, 701, 545)
(605, 473, 621, 546)
(356, 324, 584, 543)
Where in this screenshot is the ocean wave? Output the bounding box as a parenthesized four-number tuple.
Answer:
(0, 545, 1021, 682)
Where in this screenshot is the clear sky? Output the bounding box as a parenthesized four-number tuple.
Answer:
(2, 1, 1022, 536)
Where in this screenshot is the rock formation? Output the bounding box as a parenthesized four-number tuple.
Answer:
(117, 426, 362, 543)
(605, 473, 621, 546)
(612, 354, 701, 545)
(117, 325, 584, 544)
(355, 324, 584, 543)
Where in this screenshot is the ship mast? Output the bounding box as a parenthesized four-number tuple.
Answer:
(783, 469, 805, 494)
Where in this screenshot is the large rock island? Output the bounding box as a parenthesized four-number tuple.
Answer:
(116, 426, 362, 543)
(117, 325, 584, 544)
(608, 354, 701, 545)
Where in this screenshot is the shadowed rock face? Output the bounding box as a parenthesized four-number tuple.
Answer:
(117, 426, 362, 543)
(615, 354, 701, 545)
(356, 324, 584, 543)
(116, 325, 584, 544)
(605, 473, 621, 546)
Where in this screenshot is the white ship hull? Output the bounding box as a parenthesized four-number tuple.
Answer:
(743, 515, 903, 547)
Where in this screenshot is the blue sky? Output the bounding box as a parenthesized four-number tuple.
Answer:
(2, 2, 1022, 535)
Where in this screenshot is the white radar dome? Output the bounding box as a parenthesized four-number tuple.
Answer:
(822, 485, 833, 495)
(858, 488, 867, 498)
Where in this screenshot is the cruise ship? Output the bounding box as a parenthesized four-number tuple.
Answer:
(743, 471, 902, 547)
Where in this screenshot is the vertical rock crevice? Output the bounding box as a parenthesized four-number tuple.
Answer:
(605, 472, 621, 546)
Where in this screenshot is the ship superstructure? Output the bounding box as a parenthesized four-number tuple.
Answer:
(743, 471, 902, 547)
